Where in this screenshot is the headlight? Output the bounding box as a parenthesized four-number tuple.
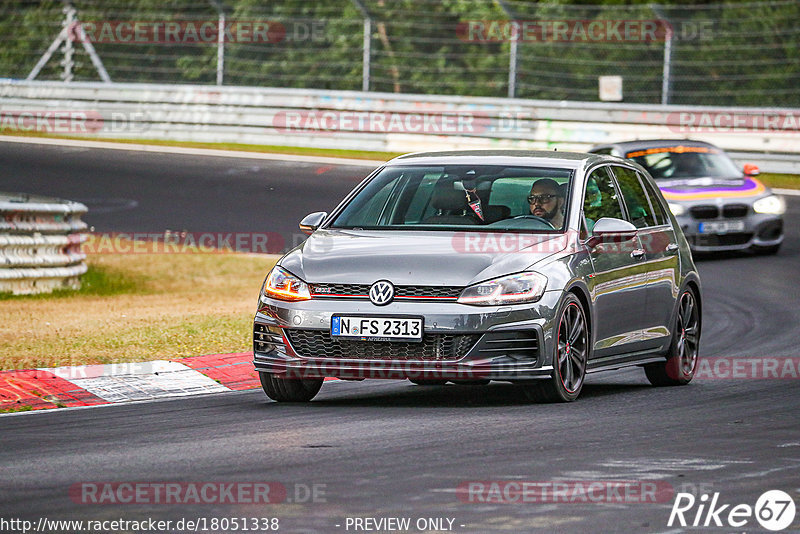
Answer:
(753, 195, 786, 215)
(458, 272, 547, 306)
(262, 266, 311, 301)
(667, 203, 686, 216)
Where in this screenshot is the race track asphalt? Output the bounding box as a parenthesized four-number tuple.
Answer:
(2, 141, 799, 533)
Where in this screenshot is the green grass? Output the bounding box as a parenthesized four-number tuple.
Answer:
(758, 173, 800, 190)
(0, 265, 146, 300)
(0, 237, 276, 370)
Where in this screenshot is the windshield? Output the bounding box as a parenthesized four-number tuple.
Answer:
(626, 146, 742, 180)
(330, 165, 574, 232)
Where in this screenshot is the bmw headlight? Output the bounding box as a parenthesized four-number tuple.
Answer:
(667, 203, 686, 216)
(458, 272, 547, 306)
(262, 266, 311, 301)
(753, 195, 786, 215)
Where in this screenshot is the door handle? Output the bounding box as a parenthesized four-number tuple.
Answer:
(666, 243, 679, 252)
(631, 249, 646, 259)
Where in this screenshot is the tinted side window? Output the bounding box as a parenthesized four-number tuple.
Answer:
(637, 172, 668, 226)
(612, 166, 655, 228)
(583, 167, 624, 234)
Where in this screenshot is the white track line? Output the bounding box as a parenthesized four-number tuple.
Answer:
(0, 135, 383, 167)
(773, 188, 800, 196)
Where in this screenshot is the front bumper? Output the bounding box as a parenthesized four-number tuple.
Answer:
(676, 213, 783, 252)
(252, 293, 562, 381)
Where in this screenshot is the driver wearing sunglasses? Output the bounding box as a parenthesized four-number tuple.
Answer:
(528, 178, 565, 229)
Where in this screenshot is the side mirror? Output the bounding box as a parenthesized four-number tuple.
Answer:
(586, 217, 637, 248)
(299, 211, 328, 235)
(743, 163, 760, 176)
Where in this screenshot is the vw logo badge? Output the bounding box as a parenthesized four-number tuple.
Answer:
(369, 280, 395, 306)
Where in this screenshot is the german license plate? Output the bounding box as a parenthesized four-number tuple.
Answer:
(699, 220, 745, 234)
(331, 315, 423, 342)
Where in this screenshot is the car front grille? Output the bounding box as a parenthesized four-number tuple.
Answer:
(689, 205, 719, 220)
(284, 329, 479, 361)
(309, 283, 461, 300)
(689, 233, 753, 247)
(689, 204, 749, 220)
(310, 283, 371, 296)
(722, 204, 749, 218)
(396, 286, 462, 299)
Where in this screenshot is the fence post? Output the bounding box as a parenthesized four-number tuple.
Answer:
(217, 11, 225, 85)
(652, 4, 672, 105)
(351, 0, 371, 91)
(27, 2, 111, 82)
(362, 17, 371, 92)
(661, 26, 673, 105)
(60, 4, 76, 82)
(208, 1, 225, 86)
(508, 34, 518, 98)
(497, 0, 518, 98)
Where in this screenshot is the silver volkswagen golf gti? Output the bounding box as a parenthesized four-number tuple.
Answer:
(253, 151, 702, 402)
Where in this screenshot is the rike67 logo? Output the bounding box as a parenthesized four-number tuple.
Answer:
(669, 490, 796, 531)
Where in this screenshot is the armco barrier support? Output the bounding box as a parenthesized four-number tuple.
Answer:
(1, 80, 799, 173)
(0, 192, 88, 294)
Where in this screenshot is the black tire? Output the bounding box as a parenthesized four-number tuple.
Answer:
(409, 379, 448, 386)
(751, 243, 781, 255)
(524, 293, 589, 403)
(259, 372, 323, 402)
(645, 288, 701, 386)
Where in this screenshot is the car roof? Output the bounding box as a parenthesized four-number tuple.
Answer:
(384, 149, 614, 170)
(590, 138, 720, 154)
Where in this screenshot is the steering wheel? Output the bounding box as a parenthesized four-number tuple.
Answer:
(512, 214, 556, 229)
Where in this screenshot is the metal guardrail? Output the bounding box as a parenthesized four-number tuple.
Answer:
(0, 192, 88, 295)
(1, 80, 798, 173)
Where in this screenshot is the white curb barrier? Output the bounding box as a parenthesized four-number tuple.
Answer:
(0, 192, 88, 294)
